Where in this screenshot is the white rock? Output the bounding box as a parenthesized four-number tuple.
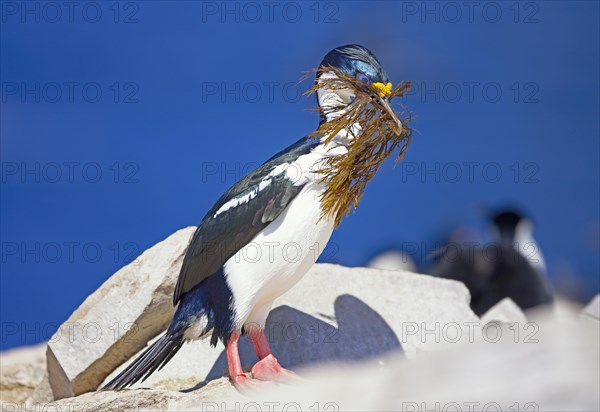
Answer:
(248, 312, 600, 412)
(46, 227, 195, 400)
(42, 310, 599, 412)
(104, 263, 478, 390)
(0, 344, 46, 404)
(367, 250, 417, 272)
(24, 372, 52, 409)
(480, 297, 527, 325)
(45, 378, 241, 412)
(583, 294, 599, 320)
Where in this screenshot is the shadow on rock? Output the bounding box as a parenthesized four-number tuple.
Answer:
(183, 294, 402, 392)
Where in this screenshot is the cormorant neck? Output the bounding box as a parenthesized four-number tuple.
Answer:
(316, 71, 354, 125)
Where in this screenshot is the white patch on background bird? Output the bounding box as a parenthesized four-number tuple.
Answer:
(514, 218, 547, 274)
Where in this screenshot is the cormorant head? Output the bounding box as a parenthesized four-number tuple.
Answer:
(315, 44, 402, 134)
(490, 209, 534, 245)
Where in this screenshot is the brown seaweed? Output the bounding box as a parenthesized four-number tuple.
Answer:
(305, 66, 413, 227)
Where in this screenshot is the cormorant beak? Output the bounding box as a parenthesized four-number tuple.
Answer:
(371, 94, 403, 136)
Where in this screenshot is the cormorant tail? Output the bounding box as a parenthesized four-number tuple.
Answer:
(101, 331, 184, 391)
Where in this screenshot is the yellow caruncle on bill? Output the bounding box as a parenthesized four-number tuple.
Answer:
(372, 81, 393, 98)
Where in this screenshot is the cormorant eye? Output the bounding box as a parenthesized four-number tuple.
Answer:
(357, 73, 370, 85)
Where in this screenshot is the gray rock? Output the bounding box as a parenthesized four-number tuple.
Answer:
(480, 297, 527, 325)
(46, 227, 195, 401)
(103, 263, 478, 390)
(583, 294, 599, 321)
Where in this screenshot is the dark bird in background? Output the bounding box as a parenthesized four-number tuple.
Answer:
(431, 209, 553, 315)
(102, 45, 405, 391)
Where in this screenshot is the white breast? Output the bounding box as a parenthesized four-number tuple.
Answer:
(222, 146, 339, 330)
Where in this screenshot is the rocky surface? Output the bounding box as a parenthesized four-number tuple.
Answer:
(480, 297, 527, 325)
(23, 372, 52, 410)
(0, 344, 45, 404)
(46, 227, 195, 400)
(19, 306, 600, 412)
(106, 262, 477, 392)
(583, 294, 599, 320)
(1, 228, 598, 411)
(367, 250, 417, 272)
(43, 378, 240, 412)
(248, 309, 599, 412)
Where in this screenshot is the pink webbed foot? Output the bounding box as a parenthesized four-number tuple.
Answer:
(227, 331, 275, 393)
(229, 373, 275, 394)
(250, 354, 303, 383)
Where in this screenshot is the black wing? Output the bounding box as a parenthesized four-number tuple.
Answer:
(173, 136, 320, 304)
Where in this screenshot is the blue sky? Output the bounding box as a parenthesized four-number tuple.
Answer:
(1, 1, 599, 350)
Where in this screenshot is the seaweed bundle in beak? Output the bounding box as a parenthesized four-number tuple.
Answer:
(306, 66, 413, 227)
